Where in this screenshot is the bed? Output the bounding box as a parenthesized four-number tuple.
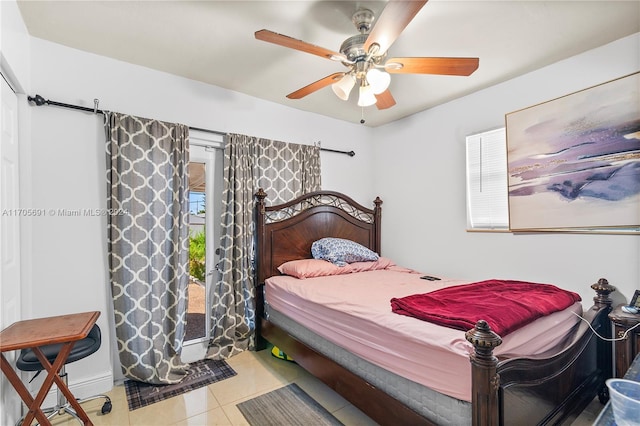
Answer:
(254, 189, 616, 425)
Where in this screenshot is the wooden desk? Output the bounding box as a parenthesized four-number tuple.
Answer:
(0, 311, 100, 426)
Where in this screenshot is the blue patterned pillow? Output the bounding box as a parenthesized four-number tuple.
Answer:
(311, 238, 379, 267)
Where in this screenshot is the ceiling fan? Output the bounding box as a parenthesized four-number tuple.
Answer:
(255, 0, 479, 110)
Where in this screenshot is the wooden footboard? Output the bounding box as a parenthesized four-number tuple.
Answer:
(467, 278, 615, 426)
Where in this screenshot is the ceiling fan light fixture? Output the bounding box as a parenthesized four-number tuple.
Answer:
(332, 74, 356, 100)
(357, 84, 377, 107)
(366, 68, 391, 94)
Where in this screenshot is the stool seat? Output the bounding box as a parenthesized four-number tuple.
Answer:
(16, 325, 101, 371)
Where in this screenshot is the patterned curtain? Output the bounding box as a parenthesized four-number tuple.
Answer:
(105, 112, 190, 384)
(206, 134, 321, 359)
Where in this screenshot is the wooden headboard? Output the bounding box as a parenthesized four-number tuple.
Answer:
(255, 189, 382, 285)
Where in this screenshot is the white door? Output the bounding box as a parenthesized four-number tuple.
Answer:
(181, 135, 224, 362)
(0, 75, 23, 424)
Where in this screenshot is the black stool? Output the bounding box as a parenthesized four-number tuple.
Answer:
(16, 324, 112, 425)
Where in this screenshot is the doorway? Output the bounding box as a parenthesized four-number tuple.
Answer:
(1, 73, 23, 424)
(181, 135, 224, 362)
(186, 159, 207, 341)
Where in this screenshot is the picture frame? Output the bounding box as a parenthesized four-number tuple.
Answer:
(505, 72, 640, 232)
(631, 290, 640, 310)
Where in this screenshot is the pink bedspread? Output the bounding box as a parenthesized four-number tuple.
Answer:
(390, 280, 581, 336)
(265, 267, 583, 402)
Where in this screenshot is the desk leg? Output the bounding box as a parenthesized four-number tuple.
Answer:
(0, 353, 52, 426)
(32, 345, 94, 426)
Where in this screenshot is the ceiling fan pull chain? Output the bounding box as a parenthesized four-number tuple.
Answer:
(360, 108, 366, 124)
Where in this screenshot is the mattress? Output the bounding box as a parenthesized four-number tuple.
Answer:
(264, 266, 583, 402)
(264, 305, 472, 426)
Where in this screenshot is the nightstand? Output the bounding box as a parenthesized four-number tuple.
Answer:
(609, 304, 640, 378)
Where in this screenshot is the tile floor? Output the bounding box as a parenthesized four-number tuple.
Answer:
(42, 348, 604, 426)
(571, 396, 606, 426)
(45, 348, 377, 426)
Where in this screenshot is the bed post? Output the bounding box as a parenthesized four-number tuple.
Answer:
(254, 188, 268, 350)
(373, 197, 382, 254)
(255, 188, 267, 285)
(466, 320, 503, 426)
(590, 278, 616, 402)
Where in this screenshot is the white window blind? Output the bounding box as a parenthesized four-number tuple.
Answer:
(465, 127, 509, 230)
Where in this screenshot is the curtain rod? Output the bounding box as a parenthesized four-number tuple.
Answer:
(26, 94, 355, 157)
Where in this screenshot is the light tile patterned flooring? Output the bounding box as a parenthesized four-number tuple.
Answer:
(44, 348, 377, 426)
(41, 347, 603, 426)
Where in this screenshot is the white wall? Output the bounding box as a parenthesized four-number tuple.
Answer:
(22, 37, 375, 397)
(373, 33, 640, 305)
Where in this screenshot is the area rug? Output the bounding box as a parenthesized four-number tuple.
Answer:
(124, 359, 236, 410)
(236, 383, 344, 426)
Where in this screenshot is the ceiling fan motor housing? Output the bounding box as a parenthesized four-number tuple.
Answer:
(340, 34, 386, 64)
(340, 34, 368, 62)
(340, 9, 385, 68)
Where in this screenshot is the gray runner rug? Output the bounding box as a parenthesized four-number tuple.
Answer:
(236, 383, 344, 426)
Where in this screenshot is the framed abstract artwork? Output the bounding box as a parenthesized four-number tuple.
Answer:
(505, 72, 640, 232)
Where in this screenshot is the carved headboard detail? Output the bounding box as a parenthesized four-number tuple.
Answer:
(255, 189, 382, 284)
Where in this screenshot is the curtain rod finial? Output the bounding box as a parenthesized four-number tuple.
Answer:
(28, 94, 47, 106)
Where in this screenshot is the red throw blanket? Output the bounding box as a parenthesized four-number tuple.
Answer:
(390, 280, 581, 336)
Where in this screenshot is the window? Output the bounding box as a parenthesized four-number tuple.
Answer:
(465, 127, 509, 230)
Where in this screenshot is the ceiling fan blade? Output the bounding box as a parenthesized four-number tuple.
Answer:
(364, 0, 428, 55)
(386, 57, 479, 76)
(255, 29, 346, 62)
(375, 89, 396, 110)
(286, 73, 345, 99)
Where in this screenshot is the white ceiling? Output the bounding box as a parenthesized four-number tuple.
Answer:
(17, 1, 640, 127)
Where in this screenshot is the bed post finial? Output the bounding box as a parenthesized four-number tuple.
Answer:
(591, 278, 615, 309)
(256, 188, 267, 214)
(466, 320, 502, 426)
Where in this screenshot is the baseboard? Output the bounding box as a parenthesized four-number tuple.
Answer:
(38, 370, 114, 409)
